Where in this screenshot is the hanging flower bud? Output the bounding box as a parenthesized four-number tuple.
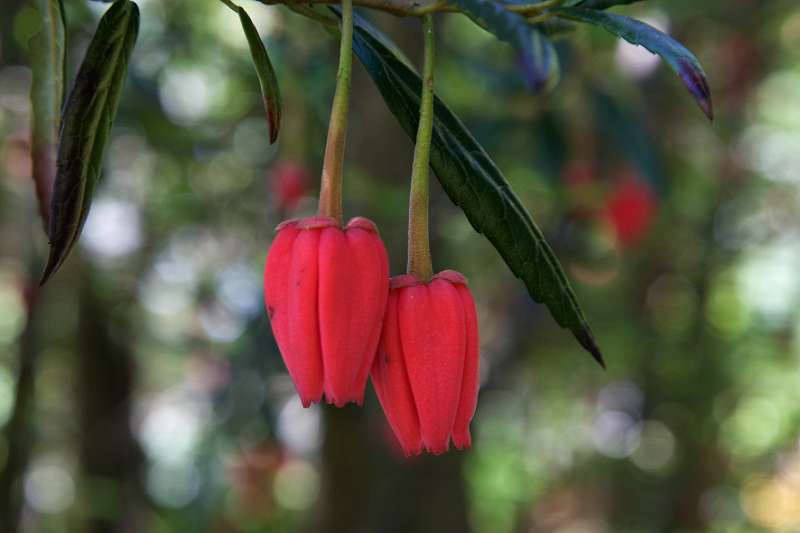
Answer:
(264, 215, 389, 407)
(371, 270, 479, 456)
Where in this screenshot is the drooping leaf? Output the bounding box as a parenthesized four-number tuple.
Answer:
(238, 6, 281, 144)
(41, 0, 139, 285)
(448, 0, 558, 92)
(29, 0, 65, 232)
(351, 20, 604, 367)
(554, 6, 713, 120)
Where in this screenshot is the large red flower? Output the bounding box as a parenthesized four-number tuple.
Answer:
(371, 270, 479, 455)
(264, 216, 389, 407)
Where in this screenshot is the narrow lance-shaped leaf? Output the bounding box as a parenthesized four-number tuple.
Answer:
(29, 0, 65, 232)
(238, 7, 281, 144)
(448, 0, 558, 92)
(41, 0, 139, 285)
(554, 6, 713, 120)
(351, 20, 604, 367)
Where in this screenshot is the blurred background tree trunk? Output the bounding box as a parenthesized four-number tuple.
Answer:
(76, 269, 146, 533)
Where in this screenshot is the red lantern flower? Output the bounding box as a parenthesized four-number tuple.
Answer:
(264, 216, 389, 407)
(371, 270, 479, 456)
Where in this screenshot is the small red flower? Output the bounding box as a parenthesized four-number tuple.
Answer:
(605, 176, 657, 247)
(371, 270, 479, 456)
(264, 216, 389, 407)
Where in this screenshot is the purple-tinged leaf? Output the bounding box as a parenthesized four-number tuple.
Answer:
(554, 6, 713, 120)
(449, 0, 558, 92)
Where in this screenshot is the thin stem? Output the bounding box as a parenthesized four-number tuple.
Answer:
(407, 14, 435, 281)
(318, 0, 353, 224)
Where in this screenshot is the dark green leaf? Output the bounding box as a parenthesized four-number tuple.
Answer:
(238, 7, 281, 144)
(351, 20, 604, 367)
(29, 0, 65, 232)
(41, 0, 139, 285)
(554, 6, 713, 120)
(449, 0, 558, 92)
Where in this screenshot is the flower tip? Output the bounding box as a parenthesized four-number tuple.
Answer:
(299, 391, 323, 408)
(327, 396, 347, 408)
(453, 432, 472, 450)
(429, 446, 449, 456)
(403, 445, 423, 458)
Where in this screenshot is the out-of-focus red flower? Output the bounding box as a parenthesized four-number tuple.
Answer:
(605, 175, 657, 247)
(270, 162, 311, 213)
(264, 216, 389, 407)
(371, 270, 479, 456)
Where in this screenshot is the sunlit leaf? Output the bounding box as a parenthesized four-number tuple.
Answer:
(554, 6, 713, 120)
(449, 0, 558, 92)
(29, 0, 65, 232)
(41, 0, 139, 285)
(351, 19, 604, 367)
(238, 6, 281, 144)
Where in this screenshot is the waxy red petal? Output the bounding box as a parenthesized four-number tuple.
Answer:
(318, 226, 352, 406)
(453, 283, 479, 449)
(345, 219, 389, 403)
(265, 222, 324, 406)
(371, 292, 422, 455)
(286, 229, 324, 407)
(399, 278, 466, 455)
